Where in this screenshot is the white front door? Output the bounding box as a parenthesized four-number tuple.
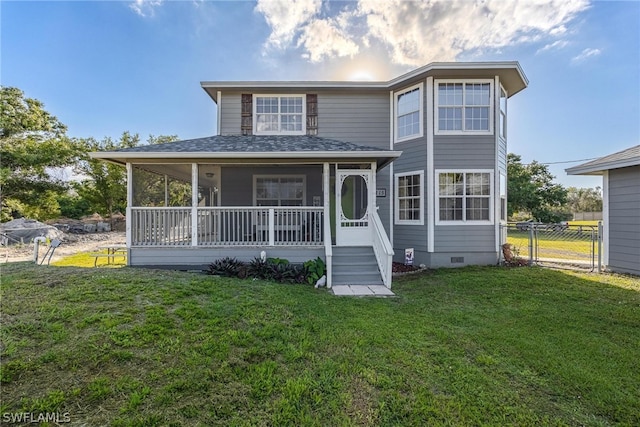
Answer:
(336, 170, 372, 246)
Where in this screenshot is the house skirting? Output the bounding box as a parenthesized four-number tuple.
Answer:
(129, 246, 325, 270)
(394, 250, 499, 268)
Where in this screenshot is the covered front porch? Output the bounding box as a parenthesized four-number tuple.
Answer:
(90, 135, 400, 287)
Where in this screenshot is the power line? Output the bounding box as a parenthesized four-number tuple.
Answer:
(523, 157, 598, 166)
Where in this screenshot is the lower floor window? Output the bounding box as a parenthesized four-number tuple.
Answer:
(254, 176, 305, 206)
(438, 171, 491, 222)
(395, 171, 424, 225)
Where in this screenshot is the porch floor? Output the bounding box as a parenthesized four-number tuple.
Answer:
(331, 285, 395, 297)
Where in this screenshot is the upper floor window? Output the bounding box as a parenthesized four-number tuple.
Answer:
(437, 170, 493, 224)
(395, 83, 423, 142)
(253, 95, 305, 135)
(499, 87, 507, 139)
(436, 80, 493, 135)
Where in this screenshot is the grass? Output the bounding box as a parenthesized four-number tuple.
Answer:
(1, 263, 639, 426)
(51, 251, 127, 268)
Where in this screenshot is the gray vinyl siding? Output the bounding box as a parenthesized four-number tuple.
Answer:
(392, 140, 428, 253)
(375, 167, 391, 236)
(434, 226, 496, 252)
(219, 92, 242, 135)
(607, 166, 640, 275)
(220, 165, 323, 206)
(498, 135, 507, 173)
(433, 136, 495, 169)
(316, 91, 390, 149)
(433, 135, 497, 253)
(130, 247, 324, 269)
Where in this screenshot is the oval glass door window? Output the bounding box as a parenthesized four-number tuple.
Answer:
(341, 175, 368, 220)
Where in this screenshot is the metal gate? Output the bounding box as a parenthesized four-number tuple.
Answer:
(504, 222, 602, 272)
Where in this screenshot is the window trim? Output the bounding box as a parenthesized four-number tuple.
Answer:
(436, 169, 494, 225)
(394, 82, 424, 143)
(252, 94, 306, 136)
(253, 174, 307, 206)
(394, 170, 424, 225)
(499, 85, 507, 140)
(435, 79, 494, 136)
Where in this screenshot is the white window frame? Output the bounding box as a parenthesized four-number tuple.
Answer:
(394, 170, 424, 225)
(436, 169, 494, 225)
(499, 173, 507, 222)
(499, 85, 507, 140)
(253, 94, 306, 136)
(435, 79, 494, 135)
(394, 82, 424, 143)
(253, 175, 306, 206)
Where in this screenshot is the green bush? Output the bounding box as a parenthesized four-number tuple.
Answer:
(207, 257, 245, 277)
(209, 257, 315, 284)
(303, 257, 326, 285)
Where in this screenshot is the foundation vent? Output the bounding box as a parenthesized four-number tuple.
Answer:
(451, 257, 465, 264)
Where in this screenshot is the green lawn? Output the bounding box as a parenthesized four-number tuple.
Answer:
(1, 263, 639, 426)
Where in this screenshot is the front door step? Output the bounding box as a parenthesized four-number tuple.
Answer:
(331, 285, 395, 296)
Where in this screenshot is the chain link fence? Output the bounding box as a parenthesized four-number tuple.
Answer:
(501, 222, 602, 272)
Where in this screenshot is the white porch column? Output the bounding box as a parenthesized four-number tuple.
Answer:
(371, 161, 377, 212)
(323, 162, 332, 288)
(126, 163, 132, 249)
(191, 164, 198, 247)
(164, 175, 169, 206)
(268, 208, 275, 246)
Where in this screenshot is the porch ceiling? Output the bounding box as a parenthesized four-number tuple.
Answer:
(89, 135, 402, 170)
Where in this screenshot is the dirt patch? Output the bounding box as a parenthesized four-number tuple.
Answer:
(2, 232, 126, 264)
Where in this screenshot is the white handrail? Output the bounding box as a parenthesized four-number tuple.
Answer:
(371, 210, 394, 288)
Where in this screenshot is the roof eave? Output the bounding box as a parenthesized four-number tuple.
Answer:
(201, 61, 529, 103)
(566, 159, 640, 175)
(89, 150, 402, 169)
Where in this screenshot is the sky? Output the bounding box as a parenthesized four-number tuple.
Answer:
(2, 0, 639, 189)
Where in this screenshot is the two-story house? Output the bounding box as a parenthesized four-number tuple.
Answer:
(91, 61, 528, 288)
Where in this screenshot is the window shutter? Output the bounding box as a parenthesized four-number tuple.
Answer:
(241, 94, 252, 135)
(306, 94, 318, 135)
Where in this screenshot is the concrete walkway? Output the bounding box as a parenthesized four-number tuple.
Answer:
(331, 285, 395, 296)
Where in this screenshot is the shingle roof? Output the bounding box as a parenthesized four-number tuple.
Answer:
(112, 135, 388, 153)
(566, 145, 640, 175)
(90, 135, 402, 169)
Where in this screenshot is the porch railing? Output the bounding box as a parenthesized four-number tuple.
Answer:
(131, 207, 323, 247)
(131, 207, 192, 246)
(371, 210, 394, 288)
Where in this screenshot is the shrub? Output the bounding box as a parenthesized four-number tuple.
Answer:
(248, 257, 271, 280)
(269, 262, 306, 284)
(208, 256, 322, 285)
(303, 257, 326, 285)
(207, 257, 245, 277)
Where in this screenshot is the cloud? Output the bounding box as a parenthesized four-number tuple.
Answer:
(255, 0, 322, 50)
(572, 47, 602, 63)
(255, 0, 591, 67)
(537, 40, 570, 54)
(129, 0, 163, 17)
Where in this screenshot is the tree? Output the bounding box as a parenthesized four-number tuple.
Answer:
(0, 86, 81, 220)
(74, 133, 179, 216)
(507, 153, 568, 223)
(566, 186, 603, 213)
